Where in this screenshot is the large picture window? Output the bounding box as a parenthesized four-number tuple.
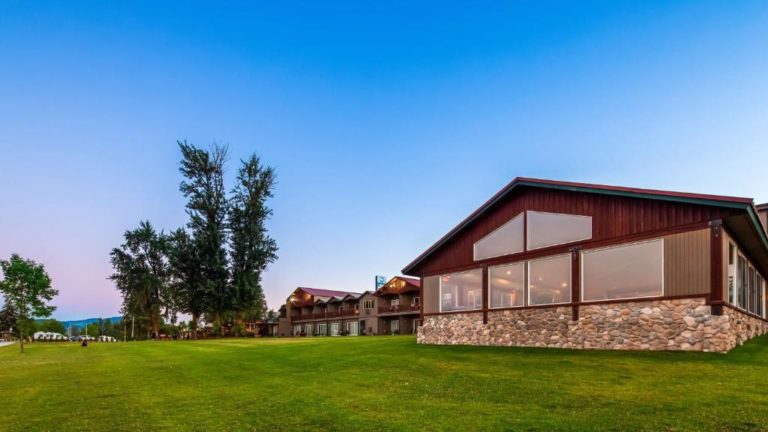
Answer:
(748, 266, 755, 313)
(440, 269, 483, 312)
(489, 262, 525, 308)
(581, 239, 664, 302)
(473, 213, 524, 261)
(527, 211, 592, 250)
(737, 255, 747, 310)
(528, 254, 571, 305)
(757, 275, 765, 318)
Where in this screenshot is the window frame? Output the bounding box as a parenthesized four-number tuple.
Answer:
(473, 212, 525, 261)
(439, 268, 484, 313)
(737, 254, 748, 311)
(527, 253, 572, 306)
(391, 319, 399, 333)
(526, 210, 593, 251)
(579, 238, 665, 303)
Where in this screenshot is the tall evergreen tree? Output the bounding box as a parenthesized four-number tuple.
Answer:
(109, 221, 169, 339)
(229, 154, 278, 322)
(178, 141, 230, 328)
(0, 254, 57, 353)
(0, 301, 19, 336)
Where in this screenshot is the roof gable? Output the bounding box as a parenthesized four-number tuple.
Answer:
(403, 177, 764, 276)
(375, 276, 421, 296)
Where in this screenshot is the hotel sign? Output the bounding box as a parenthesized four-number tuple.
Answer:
(375, 275, 387, 290)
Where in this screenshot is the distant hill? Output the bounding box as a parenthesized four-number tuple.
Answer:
(36, 316, 122, 328)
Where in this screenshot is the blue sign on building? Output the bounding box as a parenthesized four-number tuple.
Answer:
(375, 275, 387, 290)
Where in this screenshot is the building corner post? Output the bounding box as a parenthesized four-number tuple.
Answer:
(710, 219, 724, 316)
(482, 266, 489, 324)
(571, 246, 581, 321)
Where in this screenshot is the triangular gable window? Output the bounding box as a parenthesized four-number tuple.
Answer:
(473, 213, 524, 261)
(527, 211, 592, 250)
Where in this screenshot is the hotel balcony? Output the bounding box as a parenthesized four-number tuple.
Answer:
(378, 304, 420, 315)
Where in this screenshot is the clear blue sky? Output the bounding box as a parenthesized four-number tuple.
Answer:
(1, 1, 767, 320)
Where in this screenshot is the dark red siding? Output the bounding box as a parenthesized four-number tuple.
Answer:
(414, 187, 741, 276)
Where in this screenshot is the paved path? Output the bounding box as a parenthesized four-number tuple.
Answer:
(0, 341, 14, 348)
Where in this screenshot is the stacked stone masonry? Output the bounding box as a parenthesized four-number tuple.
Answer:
(417, 298, 768, 353)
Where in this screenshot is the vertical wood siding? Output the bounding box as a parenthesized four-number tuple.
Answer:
(422, 276, 440, 314)
(663, 229, 710, 296)
(415, 187, 740, 275)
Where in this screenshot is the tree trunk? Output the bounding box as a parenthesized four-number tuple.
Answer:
(19, 329, 24, 354)
(191, 312, 199, 339)
(214, 312, 222, 337)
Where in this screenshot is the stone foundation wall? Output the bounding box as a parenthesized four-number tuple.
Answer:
(417, 298, 768, 353)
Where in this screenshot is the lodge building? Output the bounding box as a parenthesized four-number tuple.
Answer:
(403, 178, 768, 352)
(276, 276, 422, 337)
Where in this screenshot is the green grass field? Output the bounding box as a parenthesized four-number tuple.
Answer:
(2, 336, 768, 432)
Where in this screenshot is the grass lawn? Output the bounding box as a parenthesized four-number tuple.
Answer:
(2, 336, 768, 431)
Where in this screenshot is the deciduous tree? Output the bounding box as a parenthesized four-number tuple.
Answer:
(0, 254, 58, 353)
(167, 228, 206, 338)
(109, 221, 170, 339)
(37, 319, 66, 335)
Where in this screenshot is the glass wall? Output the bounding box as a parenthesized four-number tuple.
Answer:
(474, 213, 524, 260)
(738, 255, 747, 309)
(726, 245, 765, 318)
(489, 262, 525, 308)
(440, 269, 483, 312)
(527, 211, 592, 250)
(528, 254, 571, 305)
(728, 243, 736, 304)
(581, 239, 663, 302)
(755, 273, 765, 318)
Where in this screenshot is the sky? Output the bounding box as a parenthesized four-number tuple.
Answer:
(1, 1, 767, 320)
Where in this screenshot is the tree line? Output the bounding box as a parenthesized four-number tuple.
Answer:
(110, 141, 278, 339)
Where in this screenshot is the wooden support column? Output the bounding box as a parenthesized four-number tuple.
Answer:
(710, 219, 724, 316)
(571, 246, 581, 321)
(419, 277, 424, 320)
(482, 266, 489, 324)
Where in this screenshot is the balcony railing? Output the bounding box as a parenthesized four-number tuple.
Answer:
(378, 304, 420, 314)
(341, 309, 359, 317)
